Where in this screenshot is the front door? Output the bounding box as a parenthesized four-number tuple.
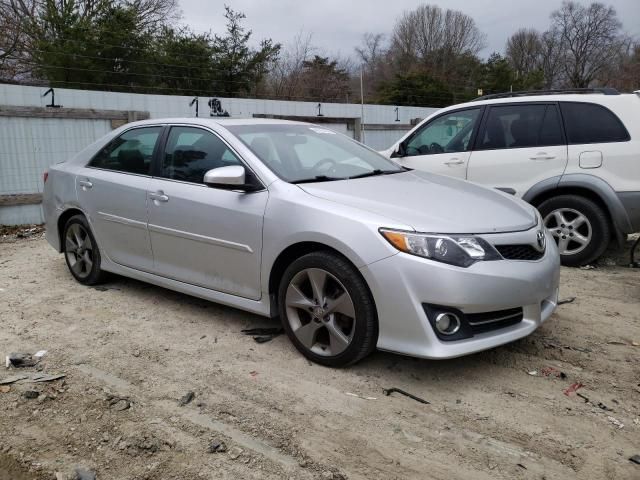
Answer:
(395, 107, 482, 179)
(76, 126, 162, 271)
(467, 103, 568, 197)
(147, 126, 267, 300)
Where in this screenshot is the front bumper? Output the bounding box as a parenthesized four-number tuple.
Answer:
(360, 230, 560, 359)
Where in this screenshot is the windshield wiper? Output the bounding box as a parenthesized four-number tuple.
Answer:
(348, 169, 404, 179)
(291, 175, 344, 184)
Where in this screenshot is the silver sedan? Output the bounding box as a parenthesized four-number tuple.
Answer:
(43, 118, 560, 367)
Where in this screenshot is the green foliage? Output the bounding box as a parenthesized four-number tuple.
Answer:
(18, 1, 279, 96)
(376, 72, 454, 107)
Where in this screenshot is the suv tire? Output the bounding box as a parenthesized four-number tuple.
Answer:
(538, 195, 610, 267)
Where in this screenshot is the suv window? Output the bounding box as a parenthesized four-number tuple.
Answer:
(405, 108, 480, 155)
(161, 126, 242, 183)
(477, 104, 563, 150)
(560, 102, 630, 144)
(89, 127, 161, 174)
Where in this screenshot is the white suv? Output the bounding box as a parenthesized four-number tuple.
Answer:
(381, 89, 640, 266)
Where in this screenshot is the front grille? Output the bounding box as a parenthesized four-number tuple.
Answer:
(467, 307, 524, 334)
(496, 244, 544, 261)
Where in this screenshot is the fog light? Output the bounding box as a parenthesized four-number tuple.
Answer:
(434, 312, 461, 335)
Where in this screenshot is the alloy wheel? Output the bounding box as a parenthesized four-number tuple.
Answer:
(544, 207, 592, 256)
(65, 223, 94, 279)
(285, 268, 356, 357)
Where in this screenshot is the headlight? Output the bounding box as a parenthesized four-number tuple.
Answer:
(380, 228, 501, 267)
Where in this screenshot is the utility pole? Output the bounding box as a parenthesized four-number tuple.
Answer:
(360, 68, 365, 144)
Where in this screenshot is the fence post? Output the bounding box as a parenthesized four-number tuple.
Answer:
(353, 118, 362, 142)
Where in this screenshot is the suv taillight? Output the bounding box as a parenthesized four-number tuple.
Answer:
(43, 171, 48, 183)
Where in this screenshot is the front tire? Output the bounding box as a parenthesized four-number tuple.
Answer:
(538, 195, 610, 267)
(63, 215, 106, 285)
(278, 251, 377, 367)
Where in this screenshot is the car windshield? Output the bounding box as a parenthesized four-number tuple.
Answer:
(226, 124, 405, 183)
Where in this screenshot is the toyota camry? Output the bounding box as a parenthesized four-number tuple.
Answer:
(43, 118, 560, 367)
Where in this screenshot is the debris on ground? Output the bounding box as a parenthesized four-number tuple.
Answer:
(74, 467, 97, 480)
(241, 327, 284, 344)
(577, 393, 590, 403)
(607, 416, 624, 429)
(178, 391, 195, 406)
(382, 387, 429, 404)
(557, 297, 576, 305)
(0, 385, 10, 393)
(5, 350, 47, 368)
(105, 394, 131, 411)
(345, 392, 377, 400)
(527, 370, 538, 376)
(23, 390, 39, 399)
(228, 446, 243, 460)
(630, 455, 640, 465)
(0, 373, 65, 385)
(541, 367, 567, 379)
(579, 265, 596, 270)
(563, 382, 584, 396)
(207, 440, 227, 453)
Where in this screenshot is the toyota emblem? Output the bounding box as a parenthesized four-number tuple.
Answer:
(536, 230, 546, 251)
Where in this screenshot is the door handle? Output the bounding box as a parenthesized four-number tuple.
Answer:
(149, 191, 169, 203)
(444, 158, 464, 166)
(78, 179, 93, 189)
(530, 153, 556, 160)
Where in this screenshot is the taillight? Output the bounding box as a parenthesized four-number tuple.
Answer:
(43, 171, 49, 183)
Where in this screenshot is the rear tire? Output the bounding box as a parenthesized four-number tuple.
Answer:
(63, 215, 106, 285)
(278, 251, 377, 367)
(538, 195, 610, 267)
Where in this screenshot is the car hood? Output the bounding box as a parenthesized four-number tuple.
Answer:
(298, 171, 537, 234)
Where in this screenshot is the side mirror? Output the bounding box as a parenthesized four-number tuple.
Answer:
(390, 141, 406, 158)
(203, 166, 260, 192)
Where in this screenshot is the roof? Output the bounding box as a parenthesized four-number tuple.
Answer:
(124, 117, 311, 128)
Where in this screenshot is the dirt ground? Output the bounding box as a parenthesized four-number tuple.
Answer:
(1, 232, 639, 480)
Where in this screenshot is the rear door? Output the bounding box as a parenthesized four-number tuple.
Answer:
(394, 107, 482, 178)
(147, 125, 267, 300)
(467, 103, 568, 196)
(76, 126, 162, 271)
(559, 101, 634, 188)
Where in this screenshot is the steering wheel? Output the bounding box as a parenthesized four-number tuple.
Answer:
(313, 158, 337, 173)
(429, 142, 444, 154)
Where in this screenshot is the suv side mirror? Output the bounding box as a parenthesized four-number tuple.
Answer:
(203, 166, 260, 192)
(390, 141, 406, 158)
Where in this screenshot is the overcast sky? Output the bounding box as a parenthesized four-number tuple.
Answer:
(180, 0, 639, 59)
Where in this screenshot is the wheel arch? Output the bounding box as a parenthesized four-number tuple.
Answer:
(56, 207, 86, 252)
(524, 174, 632, 234)
(267, 241, 377, 319)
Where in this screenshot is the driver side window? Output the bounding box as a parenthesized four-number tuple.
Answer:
(405, 108, 481, 156)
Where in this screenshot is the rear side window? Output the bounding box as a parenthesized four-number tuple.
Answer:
(161, 126, 242, 184)
(476, 104, 563, 150)
(560, 102, 630, 144)
(89, 127, 161, 174)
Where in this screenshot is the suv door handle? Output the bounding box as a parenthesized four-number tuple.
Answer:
(530, 153, 556, 160)
(78, 179, 93, 189)
(444, 158, 464, 166)
(149, 191, 169, 203)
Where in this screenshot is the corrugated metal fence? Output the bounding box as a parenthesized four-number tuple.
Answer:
(0, 84, 437, 225)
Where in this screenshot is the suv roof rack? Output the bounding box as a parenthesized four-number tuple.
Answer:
(473, 87, 620, 101)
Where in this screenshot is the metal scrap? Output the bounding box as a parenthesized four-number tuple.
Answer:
(382, 387, 430, 404)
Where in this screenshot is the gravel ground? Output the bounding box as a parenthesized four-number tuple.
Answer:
(0, 233, 639, 480)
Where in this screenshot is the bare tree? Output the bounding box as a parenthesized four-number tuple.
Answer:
(550, 1, 627, 88)
(506, 29, 542, 77)
(389, 4, 486, 73)
(267, 31, 315, 99)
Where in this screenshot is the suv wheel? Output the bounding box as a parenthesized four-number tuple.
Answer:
(538, 195, 610, 267)
(278, 251, 377, 367)
(63, 215, 106, 285)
